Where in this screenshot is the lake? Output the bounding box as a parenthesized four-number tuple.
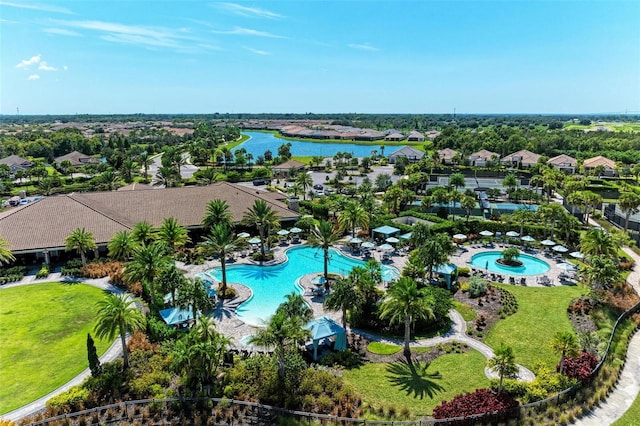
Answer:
(234, 131, 407, 158)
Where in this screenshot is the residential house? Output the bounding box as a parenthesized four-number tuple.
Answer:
(583, 155, 617, 176)
(437, 148, 459, 165)
(384, 131, 405, 141)
(271, 159, 306, 178)
(547, 154, 577, 174)
(0, 155, 33, 172)
(54, 151, 101, 168)
(388, 146, 425, 163)
(407, 131, 425, 141)
(500, 149, 541, 168)
(468, 149, 499, 167)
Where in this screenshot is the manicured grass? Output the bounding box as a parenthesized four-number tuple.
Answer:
(613, 390, 640, 425)
(0, 282, 110, 414)
(343, 350, 490, 417)
(485, 284, 587, 370)
(367, 342, 401, 355)
(453, 301, 477, 321)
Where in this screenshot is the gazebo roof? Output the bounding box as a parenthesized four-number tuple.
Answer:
(372, 225, 400, 236)
(432, 263, 458, 275)
(159, 307, 194, 325)
(305, 316, 346, 340)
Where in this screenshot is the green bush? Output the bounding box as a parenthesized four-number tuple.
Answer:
(46, 385, 90, 414)
(457, 266, 470, 277)
(318, 350, 362, 368)
(469, 276, 488, 298)
(36, 264, 50, 278)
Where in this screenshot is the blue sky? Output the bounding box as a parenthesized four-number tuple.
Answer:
(1, 1, 639, 115)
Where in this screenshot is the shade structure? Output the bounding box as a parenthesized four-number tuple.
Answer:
(277, 229, 290, 236)
(290, 227, 302, 233)
(248, 237, 261, 244)
(305, 316, 347, 360)
(399, 232, 413, 240)
(350, 237, 363, 244)
(311, 275, 327, 286)
(570, 251, 585, 259)
(361, 241, 375, 249)
(506, 231, 520, 237)
(386, 237, 400, 244)
(541, 239, 556, 246)
(480, 230, 494, 237)
(372, 225, 400, 237)
(453, 233, 467, 240)
(553, 245, 568, 253)
(521, 235, 536, 242)
(557, 263, 576, 272)
(379, 243, 394, 251)
(237, 232, 251, 238)
(159, 307, 195, 326)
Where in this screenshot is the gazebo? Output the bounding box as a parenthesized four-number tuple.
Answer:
(159, 307, 196, 328)
(431, 263, 458, 289)
(372, 225, 400, 242)
(305, 316, 347, 361)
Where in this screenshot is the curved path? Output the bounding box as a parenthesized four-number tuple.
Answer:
(0, 275, 124, 423)
(353, 309, 536, 383)
(572, 246, 640, 425)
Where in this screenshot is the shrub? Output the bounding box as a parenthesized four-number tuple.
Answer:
(457, 266, 470, 277)
(36, 264, 50, 279)
(468, 276, 488, 298)
(81, 260, 123, 279)
(46, 385, 90, 414)
(217, 285, 237, 300)
(433, 388, 519, 418)
(560, 352, 598, 382)
(318, 350, 362, 368)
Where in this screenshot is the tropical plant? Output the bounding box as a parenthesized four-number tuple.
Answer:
(64, 228, 97, 268)
(580, 257, 621, 293)
(324, 277, 363, 329)
(414, 233, 456, 281)
(242, 199, 281, 261)
(202, 199, 233, 231)
(157, 263, 185, 306)
(460, 195, 477, 222)
(176, 278, 214, 321)
(380, 276, 435, 358)
(308, 220, 341, 283)
(157, 217, 191, 252)
(507, 208, 535, 236)
(0, 237, 15, 265)
(486, 344, 518, 393)
(277, 292, 313, 322)
(337, 201, 370, 237)
(579, 228, 619, 260)
(618, 191, 640, 232)
(295, 172, 313, 200)
(94, 293, 146, 369)
(501, 247, 520, 263)
(138, 151, 153, 183)
(107, 230, 139, 261)
(125, 242, 171, 303)
(449, 172, 465, 192)
(131, 221, 156, 245)
(199, 223, 236, 296)
(550, 331, 579, 374)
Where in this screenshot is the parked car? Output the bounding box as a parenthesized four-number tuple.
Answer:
(252, 178, 271, 186)
(313, 183, 324, 190)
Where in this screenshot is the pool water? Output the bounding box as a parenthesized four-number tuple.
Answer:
(469, 251, 550, 276)
(200, 246, 399, 326)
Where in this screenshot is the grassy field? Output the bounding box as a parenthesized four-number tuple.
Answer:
(342, 350, 489, 417)
(485, 284, 588, 370)
(0, 282, 110, 414)
(613, 394, 640, 426)
(564, 122, 640, 132)
(453, 301, 477, 321)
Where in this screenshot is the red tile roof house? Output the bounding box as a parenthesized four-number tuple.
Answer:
(437, 148, 459, 165)
(500, 149, 541, 168)
(0, 182, 300, 263)
(468, 149, 499, 167)
(582, 155, 618, 176)
(547, 154, 577, 174)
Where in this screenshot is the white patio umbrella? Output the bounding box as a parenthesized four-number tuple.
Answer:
(290, 227, 302, 233)
(361, 241, 375, 249)
(506, 231, 520, 237)
(386, 237, 400, 244)
(453, 233, 467, 240)
(480, 230, 494, 237)
(350, 237, 363, 244)
(521, 235, 536, 242)
(553, 245, 569, 253)
(379, 243, 394, 251)
(570, 251, 585, 259)
(541, 239, 556, 246)
(277, 229, 290, 236)
(557, 263, 576, 272)
(237, 232, 251, 238)
(248, 237, 261, 244)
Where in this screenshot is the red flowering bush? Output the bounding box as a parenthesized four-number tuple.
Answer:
(558, 352, 598, 382)
(433, 388, 519, 419)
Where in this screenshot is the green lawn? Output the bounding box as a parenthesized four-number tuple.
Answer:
(342, 350, 489, 417)
(485, 284, 587, 370)
(614, 394, 640, 426)
(367, 342, 401, 355)
(0, 282, 110, 414)
(453, 301, 477, 321)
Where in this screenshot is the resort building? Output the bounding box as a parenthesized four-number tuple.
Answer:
(500, 149, 541, 168)
(271, 159, 306, 178)
(583, 155, 617, 176)
(0, 155, 33, 172)
(387, 146, 425, 163)
(547, 154, 577, 174)
(468, 149, 499, 167)
(54, 151, 101, 167)
(437, 148, 459, 165)
(0, 182, 299, 263)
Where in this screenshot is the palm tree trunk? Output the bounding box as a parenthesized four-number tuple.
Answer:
(341, 306, 348, 329)
(80, 251, 87, 268)
(121, 330, 129, 369)
(625, 213, 630, 232)
(220, 255, 227, 294)
(403, 316, 412, 358)
(498, 373, 504, 394)
(323, 248, 329, 283)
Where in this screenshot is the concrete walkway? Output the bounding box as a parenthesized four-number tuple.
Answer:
(0, 276, 124, 423)
(572, 246, 640, 425)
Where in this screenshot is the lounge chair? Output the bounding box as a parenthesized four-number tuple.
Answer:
(520, 277, 527, 285)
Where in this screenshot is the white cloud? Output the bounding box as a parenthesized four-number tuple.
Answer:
(216, 3, 283, 19)
(43, 27, 82, 37)
(348, 43, 379, 52)
(0, 1, 72, 14)
(211, 26, 284, 38)
(38, 61, 57, 71)
(243, 46, 271, 56)
(27, 74, 40, 80)
(16, 54, 41, 68)
(63, 65, 68, 71)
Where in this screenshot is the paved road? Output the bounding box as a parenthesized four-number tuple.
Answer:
(147, 153, 199, 182)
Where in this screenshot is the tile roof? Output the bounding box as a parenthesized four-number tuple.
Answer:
(500, 149, 541, 165)
(272, 160, 306, 170)
(0, 182, 299, 253)
(547, 154, 577, 167)
(469, 149, 499, 160)
(583, 155, 616, 169)
(388, 146, 425, 159)
(437, 148, 459, 161)
(54, 151, 100, 167)
(0, 155, 32, 168)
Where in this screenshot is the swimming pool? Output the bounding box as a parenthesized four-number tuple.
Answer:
(469, 251, 550, 276)
(199, 246, 399, 326)
(492, 203, 539, 212)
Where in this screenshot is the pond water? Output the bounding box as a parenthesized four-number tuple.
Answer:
(234, 131, 407, 158)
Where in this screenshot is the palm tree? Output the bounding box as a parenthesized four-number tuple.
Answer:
(338, 201, 370, 237)
(308, 220, 341, 283)
(415, 233, 456, 281)
(580, 228, 619, 260)
(503, 173, 518, 196)
(460, 195, 476, 223)
(551, 331, 579, 374)
(125, 242, 171, 303)
(65, 228, 97, 267)
(176, 278, 214, 321)
(248, 310, 310, 380)
(107, 230, 139, 261)
(277, 292, 313, 322)
(296, 172, 313, 200)
(0, 237, 15, 265)
(581, 257, 621, 293)
(200, 223, 236, 295)
(138, 152, 153, 183)
(202, 199, 233, 231)
(324, 277, 363, 329)
(618, 192, 640, 232)
(486, 344, 518, 394)
(449, 172, 465, 192)
(94, 293, 146, 370)
(157, 217, 191, 253)
(508, 208, 534, 237)
(380, 276, 435, 358)
(242, 199, 281, 261)
(131, 221, 156, 245)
